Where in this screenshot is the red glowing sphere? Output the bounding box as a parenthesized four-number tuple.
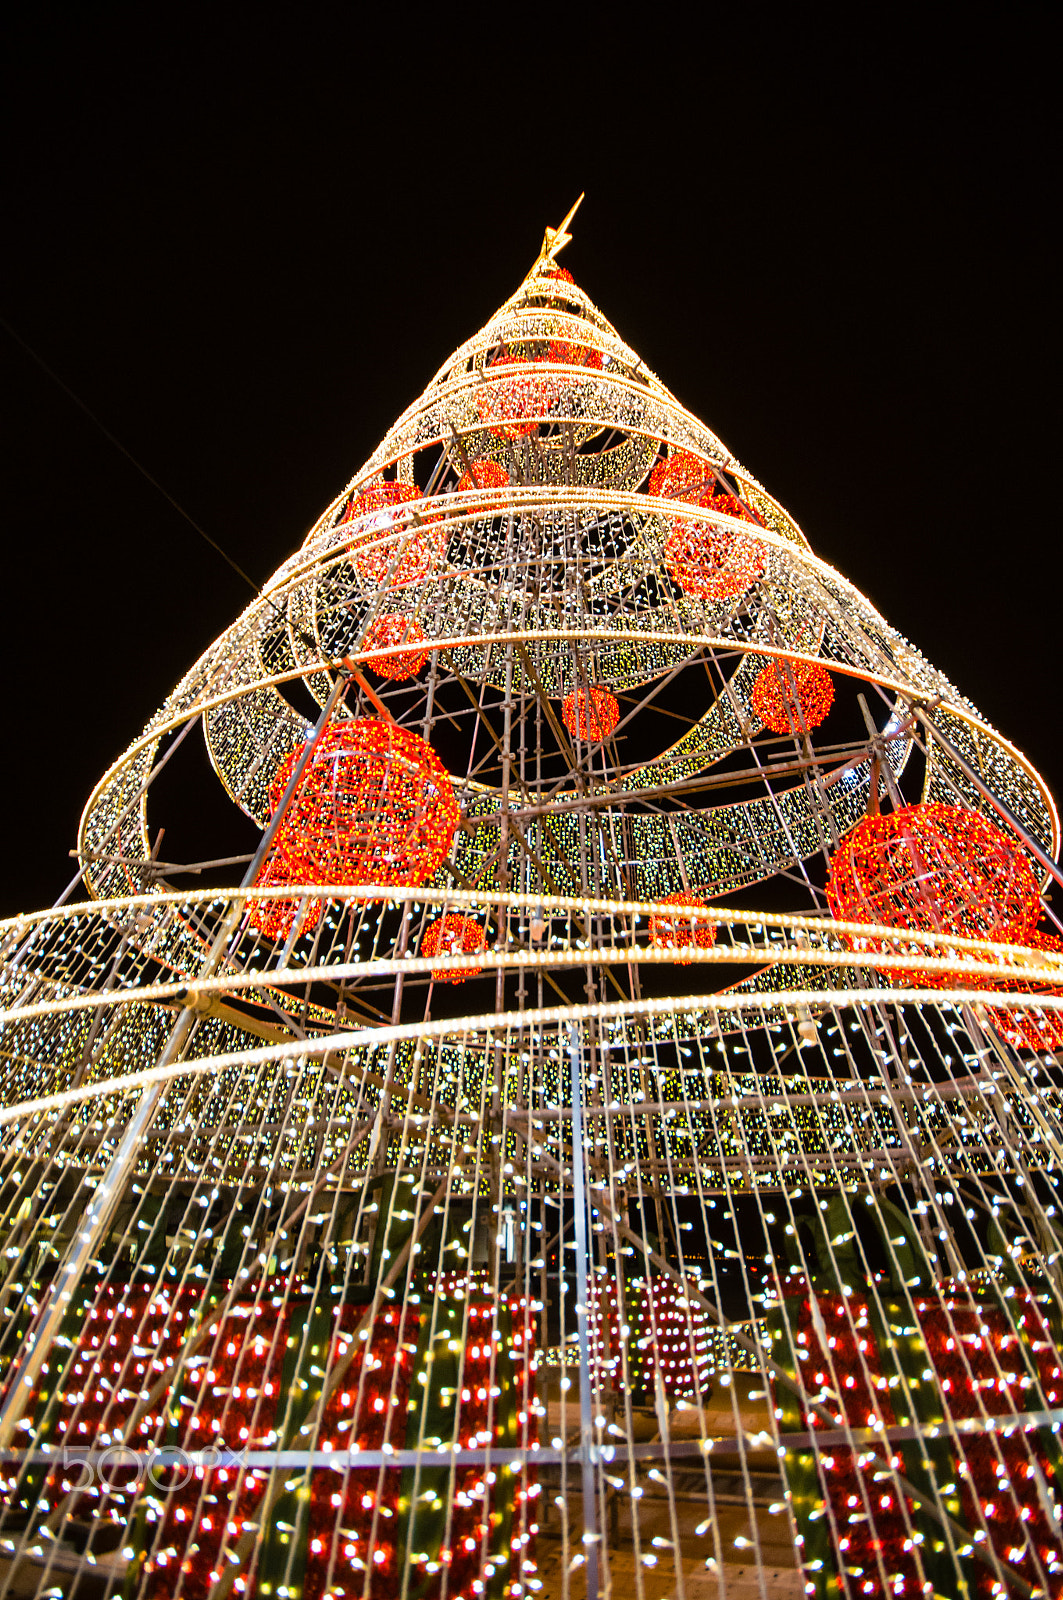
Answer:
(250, 719, 460, 940)
(648, 449, 717, 500)
(475, 340, 601, 440)
(826, 802, 1042, 987)
(475, 349, 549, 440)
(421, 913, 488, 982)
(750, 656, 835, 734)
(546, 336, 604, 370)
(562, 686, 620, 743)
(455, 458, 509, 517)
(456, 459, 508, 495)
(362, 614, 429, 681)
(649, 450, 766, 601)
(662, 523, 766, 601)
(649, 893, 718, 965)
(343, 480, 445, 589)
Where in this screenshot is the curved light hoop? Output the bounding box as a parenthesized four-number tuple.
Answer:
(276, 484, 794, 591)
(919, 702, 1058, 854)
(420, 296, 792, 542)
(429, 426, 662, 496)
(79, 626, 1057, 899)
(296, 450, 808, 576)
(294, 509, 776, 648)
(78, 488, 1059, 897)
(202, 686, 309, 825)
(266, 504, 1060, 881)
(266, 487, 892, 641)
(7, 949, 1056, 1042)
(5, 886, 1063, 1022)
(3, 978, 1063, 1133)
(384, 302, 700, 448)
(21, 881, 1061, 949)
(87, 630, 912, 824)
(273, 489, 936, 728)
(283, 564, 835, 786)
(319, 501, 674, 603)
(87, 637, 873, 895)
(3, 943, 1060, 1035)
(430, 293, 630, 374)
(423, 305, 654, 389)
(452, 759, 913, 905)
(362, 355, 774, 539)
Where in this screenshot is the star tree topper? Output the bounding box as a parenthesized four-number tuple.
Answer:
(536, 193, 584, 268)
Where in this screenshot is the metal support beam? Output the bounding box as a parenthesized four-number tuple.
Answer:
(569, 1023, 601, 1599)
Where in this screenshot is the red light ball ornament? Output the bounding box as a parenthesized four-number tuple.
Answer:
(250, 719, 460, 941)
(648, 449, 717, 500)
(663, 524, 766, 601)
(750, 656, 835, 734)
(421, 913, 488, 982)
(533, 262, 580, 314)
(546, 335, 603, 370)
(562, 686, 620, 742)
(362, 614, 429, 680)
(826, 802, 1042, 987)
(342, 480, 445, 589)
(476, 341, 603, 439)
(649, 893, 718, 964)
(476, 349, 548, 440)
(456, 458, 508, 495)
(455, 457, 509, 519)
(650, 450, 766, 601)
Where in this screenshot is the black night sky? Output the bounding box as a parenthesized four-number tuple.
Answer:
(1, 11, 1058, 920)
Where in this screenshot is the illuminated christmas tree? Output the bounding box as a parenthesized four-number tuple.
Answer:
(1, 200, 1063, 1599)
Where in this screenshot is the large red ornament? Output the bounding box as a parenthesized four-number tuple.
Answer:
(476, 349, 549, 440)
(532, 263, 580, 312)
(826, 802, 1042, 987)
(475, 342, 602, 439)
(343, 480, 445, 588)
(750, 655, 834, 734)
(546, 335, 603, 369)
(455, 457, 509, 519)
(250, 719, 460, 941)
(647, 449, 717, 500)
(648, 892, 718, 964)
(455, 458, 508, 495)
(421, 912, 488, 982)
(649, 449, 767, 601)
(662, 523, 767, 600)
(363, 613, 429, 680)
(562, 685, 620, 742)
